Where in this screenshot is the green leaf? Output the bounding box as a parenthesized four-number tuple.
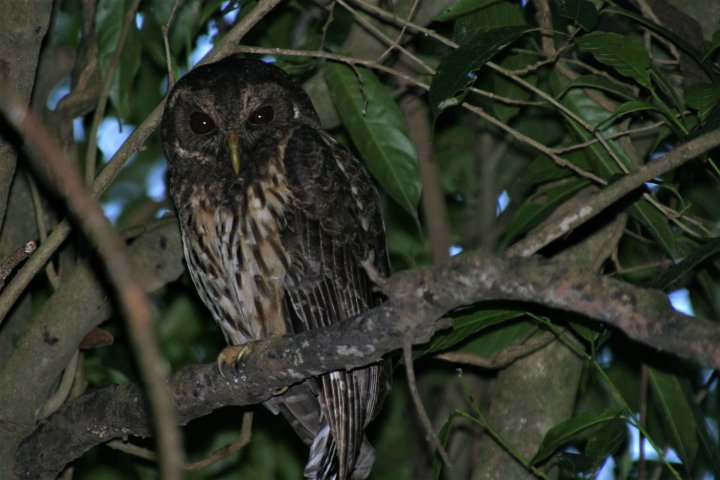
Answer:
(705, 27, 720, 60)
(459, 320, 537, 357)
(650, 64, 685, 112)
(568, 319, 608, 346)
(370, 382, 414, 479)
(575, 32, 651, 88)
(689, 389, 720, 476)
(604, 5, 717, 82)
(95, 0, 125, 73)
(596, 100, 659, 130)
(531, 410, 623, 465)
(584, 418, 628, 465)
(95, 0, 142, 118)
(433, 411, 461, 479)
(434, 0, 497, 22)
(656, 237, 720, 289)
(501, 179, 589, 248)
(648, 368, 699, 470)
(491, 53, 536, 123)
(522, 149, 592, 187)
(324, 62, 421, 217)
(558, 74, 636, 101)
(430, 26, 528, 120)
(451, 2, 527, 43)
(112, 23, 142, 118)
(416, 309, 524, 357)
(629, 199, 678, 259)
(686, 83, 720, 122)
(555, 0, 598, 31)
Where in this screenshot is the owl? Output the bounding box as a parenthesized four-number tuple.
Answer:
(161, 56, 390, 479)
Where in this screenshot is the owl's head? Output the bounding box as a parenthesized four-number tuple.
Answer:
(161, 56, 320, 180)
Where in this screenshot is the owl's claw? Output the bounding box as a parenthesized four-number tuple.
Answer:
(361, 254, 387, 292)
(273, 385, 289, 396)
(216, 344, 253, 378)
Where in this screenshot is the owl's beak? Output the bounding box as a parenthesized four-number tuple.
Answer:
(227, 132, 241, 175)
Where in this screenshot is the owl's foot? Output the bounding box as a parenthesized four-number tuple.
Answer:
(217, 346, 289, 395)
(216, 344, 253, 378)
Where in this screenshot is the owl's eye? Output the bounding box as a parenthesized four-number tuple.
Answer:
(189, 111, 216, 134)
(249, 105, 274, 125)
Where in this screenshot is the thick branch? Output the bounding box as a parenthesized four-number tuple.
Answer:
(16, 250, 720, 478)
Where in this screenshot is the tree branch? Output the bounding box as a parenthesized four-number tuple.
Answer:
(16, 249, 720, 478)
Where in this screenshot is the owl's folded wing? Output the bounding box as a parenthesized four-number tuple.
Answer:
(278, 125, 389, 479)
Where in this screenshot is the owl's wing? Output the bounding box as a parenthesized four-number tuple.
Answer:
(277, 124, 389, 479)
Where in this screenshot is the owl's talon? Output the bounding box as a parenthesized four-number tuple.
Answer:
(273, 385, 289, 396)
(361, 255, 387, 292)
(216, 344, 253, 378)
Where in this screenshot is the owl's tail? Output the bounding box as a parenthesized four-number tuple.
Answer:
(305, 426, 374, 480)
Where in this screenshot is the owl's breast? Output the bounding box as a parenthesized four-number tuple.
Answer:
(180, 165, 294, 345)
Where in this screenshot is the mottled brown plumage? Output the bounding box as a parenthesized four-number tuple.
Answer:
(161, 56, 389, 479)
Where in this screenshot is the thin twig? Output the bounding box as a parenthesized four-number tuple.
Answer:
(635, 0, 682, 64)
(107, 411, 254, 472)
(509, 43, 573, 76)
(403, 340, 453, 467)
(610, 259, 674, 276)
(336, 0, 434, 75)
(434, 331, 556, 369)
(639, 363, 648, 480)
(644, 194, 712, 239)
(0, 220, 71, 324)
(592, 213, 628, 272)
(376, 0, 420, 63)
(162, 0, 182, 91)
(319, 1, 336, 49)
(25, 172, 61, 288)
(185, 412, 254, 471)
(83, 0, 142, 185)
(236, 45, 424, 91)
(0, 241, 37, 289)
(106, 439, 156, 462)
(348, 0, 455, 49)
(550, 121, 665, 154)
(41, 351, 80, 418)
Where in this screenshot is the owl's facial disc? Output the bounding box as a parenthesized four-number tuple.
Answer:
(227, 131, 241, 175)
